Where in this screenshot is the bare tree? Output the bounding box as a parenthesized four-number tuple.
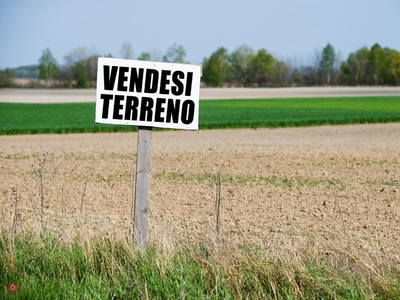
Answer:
(63, 46, 99, 87)
(148, 48, 163, 62)
(163, 43, 186, 63)
(64, 46, 89, 69)
(120, 41, 134, 59)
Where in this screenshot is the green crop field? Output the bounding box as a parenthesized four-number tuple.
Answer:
(0, 96, 399, 135)
(199, 96, 400, 129)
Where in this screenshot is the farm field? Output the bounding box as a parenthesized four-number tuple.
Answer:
(1, 88, 400, 297)
(2, 86, 400, 103)
(1, 123, 399, 250)
(1, 94, 400, 134)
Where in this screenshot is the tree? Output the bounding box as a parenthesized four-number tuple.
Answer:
(252, 49, 277, 86)
(63, 47, 99, 87)
(291, 68, 303, 86)
(340, 47, 369, 85)
(202, 57, 219, 87)
(137, 52, 151, 61)
(63, 47, 89, 86)
(300, 65, 318, 86)
(83, 55, 99, 87)
(368, 43, 389, 85)
(274, 60, 290, 86)
(120, 42, 134, 59)
(202, 47, 231, 87)
(64, 46, 89, 68)
(39, 48, 59, 86)
(75, 62, 88, 88)
(163, 44, 186, 63)
(0, 68, 15, 88)
(320, 43, 336, 85)
(229, 45, 256, 86)
(388, 50, 400, 85)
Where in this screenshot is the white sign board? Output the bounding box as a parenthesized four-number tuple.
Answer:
(96, 57, 201, 130)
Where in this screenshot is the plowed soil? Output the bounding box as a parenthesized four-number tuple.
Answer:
(1, 123, 399, 257)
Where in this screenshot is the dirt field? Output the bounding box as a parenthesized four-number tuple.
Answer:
(1, 123, 399, 257)
(1, 88, 400, 258)
(2, 86, 400, 102)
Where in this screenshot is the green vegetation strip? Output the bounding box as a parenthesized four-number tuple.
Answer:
(1, 96, 400, 135)
(199, 96, 400, 129)
(2, 234, 400, 299)
(154, 171, 346, 189)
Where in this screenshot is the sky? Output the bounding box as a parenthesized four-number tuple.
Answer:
(1, 0, 399, 70)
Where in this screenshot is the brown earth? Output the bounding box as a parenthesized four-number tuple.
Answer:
(1, 123, 399, 259)
(2, 86, 400, 103)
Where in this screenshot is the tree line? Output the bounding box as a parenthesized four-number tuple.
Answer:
(1, 42, 399, 88)
(203, 43, 400, 87)
(0, 43, 187, 88)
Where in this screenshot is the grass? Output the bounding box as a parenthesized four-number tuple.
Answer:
(1, 156, 398, 298)
(2, 233, 400, 299)
(1, 96, 400, 135)
(154, 171, 346, 189)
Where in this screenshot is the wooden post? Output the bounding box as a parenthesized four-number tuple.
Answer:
(133, 126, 152, 249)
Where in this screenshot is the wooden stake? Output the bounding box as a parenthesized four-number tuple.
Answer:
(133, 126, 152, 249)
